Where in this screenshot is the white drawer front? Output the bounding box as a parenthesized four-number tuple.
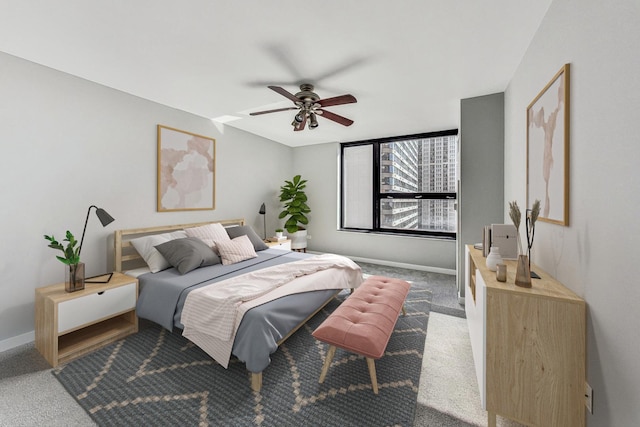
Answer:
(58, 283, 136, 334)
(272, 241, 291, 250)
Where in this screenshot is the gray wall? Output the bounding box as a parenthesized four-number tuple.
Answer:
(457, 93, 505, 298)
(504, 0, 640, 424)
(0, 52, 293, 347)
(293, 142, 457, 272)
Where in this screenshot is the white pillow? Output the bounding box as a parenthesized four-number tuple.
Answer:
(184, 223, 230, 250)
(215, 235, 258, 265)
(130, 230, 187, 273)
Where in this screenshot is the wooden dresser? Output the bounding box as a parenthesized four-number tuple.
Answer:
(465, 245, 585, 427)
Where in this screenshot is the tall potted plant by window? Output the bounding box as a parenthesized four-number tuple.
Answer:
(278, 175, 311, 250)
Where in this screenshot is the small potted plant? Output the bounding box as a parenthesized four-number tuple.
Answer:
(44, 231, 85, 292)
(279, 175, 311, 250)
(275, 228, 284, 239)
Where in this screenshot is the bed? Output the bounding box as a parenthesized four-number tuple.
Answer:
(114, 219, 362, 392)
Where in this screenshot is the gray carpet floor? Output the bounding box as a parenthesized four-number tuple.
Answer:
(0, 262, 523, 427)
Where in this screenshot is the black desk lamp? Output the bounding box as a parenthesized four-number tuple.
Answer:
(259, 202, 266, 240)
(79, 205, 115, 283)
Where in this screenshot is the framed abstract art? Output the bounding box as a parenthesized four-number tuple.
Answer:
(157, 125, 216, 212)
(526, 63, 570, 226)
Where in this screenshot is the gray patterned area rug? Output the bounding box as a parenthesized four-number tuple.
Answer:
(53, 285, 431, 427)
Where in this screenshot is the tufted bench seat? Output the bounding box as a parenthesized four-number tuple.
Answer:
(312, 275, 411, 394)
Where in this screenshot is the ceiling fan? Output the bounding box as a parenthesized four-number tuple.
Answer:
(249, 84, 357, 131)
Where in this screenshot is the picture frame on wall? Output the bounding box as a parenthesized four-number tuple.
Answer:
(526, 63, 570, 226)
(157, 125, 216, 212)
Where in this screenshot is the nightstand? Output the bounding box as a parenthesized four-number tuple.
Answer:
(265, 239, 292, 251)
(35, 272, 138, 367)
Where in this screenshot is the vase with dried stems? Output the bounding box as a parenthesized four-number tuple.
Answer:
(509, 200, 540, 288)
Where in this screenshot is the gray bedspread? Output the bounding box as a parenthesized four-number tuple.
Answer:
(135, 249, 340, 372)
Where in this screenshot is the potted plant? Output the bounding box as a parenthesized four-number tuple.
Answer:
(275, 228, 284, 239)
(278, 175, 311, 250)
(44, 231, 85, 292)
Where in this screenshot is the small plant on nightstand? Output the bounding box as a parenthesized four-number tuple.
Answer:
(275, 228, 284, 238)
(44, 231, 85, 292)
(44, 231, 80, 265)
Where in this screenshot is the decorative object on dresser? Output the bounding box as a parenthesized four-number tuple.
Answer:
(490, 224, 517, 259)
(525, 199, 542, 279)
(35, 272, 138, 367)
(527, 63, 570, 226)
(279, 174, 311, 250)
(485, 246, 502, 272)
(508, 200, 531, 287)
(275, 228, 284, 239)
(465, 245, 586, 427)
(44, 231, 84, 292)
(157, 125, 215, 212)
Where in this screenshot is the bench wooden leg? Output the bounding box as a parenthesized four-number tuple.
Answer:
(402, 304, 406, 316)
(366, 357, 379, 394)
(251, 372, 262, 392)
(319, 345, 337, 384)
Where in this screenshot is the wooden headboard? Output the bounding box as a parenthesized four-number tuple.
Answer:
(114, 218, 246, 272)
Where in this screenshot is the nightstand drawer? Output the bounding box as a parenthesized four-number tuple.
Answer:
(58, 282, 136, 334)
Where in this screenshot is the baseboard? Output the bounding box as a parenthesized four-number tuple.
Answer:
(0, 330, 34, 353)
(307, 251, 456, 276)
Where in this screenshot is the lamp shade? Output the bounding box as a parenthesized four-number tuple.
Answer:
(79, 205, 115, 258)
(95, 208, 115, 227)
(259, 203, 266, 215)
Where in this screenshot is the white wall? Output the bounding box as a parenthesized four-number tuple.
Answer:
(293, 142, 457, 272)
(0, 52, 292, 346)
(504, 0, 640, 424)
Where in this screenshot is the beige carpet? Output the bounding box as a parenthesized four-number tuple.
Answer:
(415, 312, 524, 427)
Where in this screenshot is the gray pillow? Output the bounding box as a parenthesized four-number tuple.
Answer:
(154, 237, 221, 275)
(225, 225, 269, 251)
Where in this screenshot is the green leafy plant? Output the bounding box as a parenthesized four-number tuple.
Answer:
(278, 175, 311, 234)
(275, 228, 284, 233)
(44, 231, 80, 265)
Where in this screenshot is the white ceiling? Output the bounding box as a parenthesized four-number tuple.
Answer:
(0, 1, 551, 147)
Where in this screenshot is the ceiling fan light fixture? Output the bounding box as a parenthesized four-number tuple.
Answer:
(309, 112, 319, 129)
(294, 111, 305, 123)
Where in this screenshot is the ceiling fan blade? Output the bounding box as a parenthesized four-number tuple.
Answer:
(249, 107, 297, 116)
(294, 114, 307, 131)
(318, 109, 354, 126)
(268, 85, 300, 103)
(317, 94, 357, 108)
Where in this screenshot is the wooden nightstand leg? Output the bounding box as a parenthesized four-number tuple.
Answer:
(319, 345, 336, 383)
(487, 411, 497, 427)
(366, 357, 379, 394)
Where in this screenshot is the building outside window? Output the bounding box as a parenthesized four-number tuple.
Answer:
(341, 130, 458, 239)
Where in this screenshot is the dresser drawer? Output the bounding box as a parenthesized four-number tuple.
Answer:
(58, 282, 137, 334)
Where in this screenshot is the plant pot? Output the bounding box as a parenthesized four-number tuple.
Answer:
(515, 255, 532, 288)
(276, 231, 283, 239)
(65, 262, 85, 292)
(290, 229, 308, 250)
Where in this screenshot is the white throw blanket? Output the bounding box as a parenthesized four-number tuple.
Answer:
(181, 254, 362, 368)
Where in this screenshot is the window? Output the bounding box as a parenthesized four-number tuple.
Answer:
(340, 130, 458, 239)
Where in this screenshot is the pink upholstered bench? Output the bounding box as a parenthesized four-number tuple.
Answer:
(312, 275, 411, 394)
